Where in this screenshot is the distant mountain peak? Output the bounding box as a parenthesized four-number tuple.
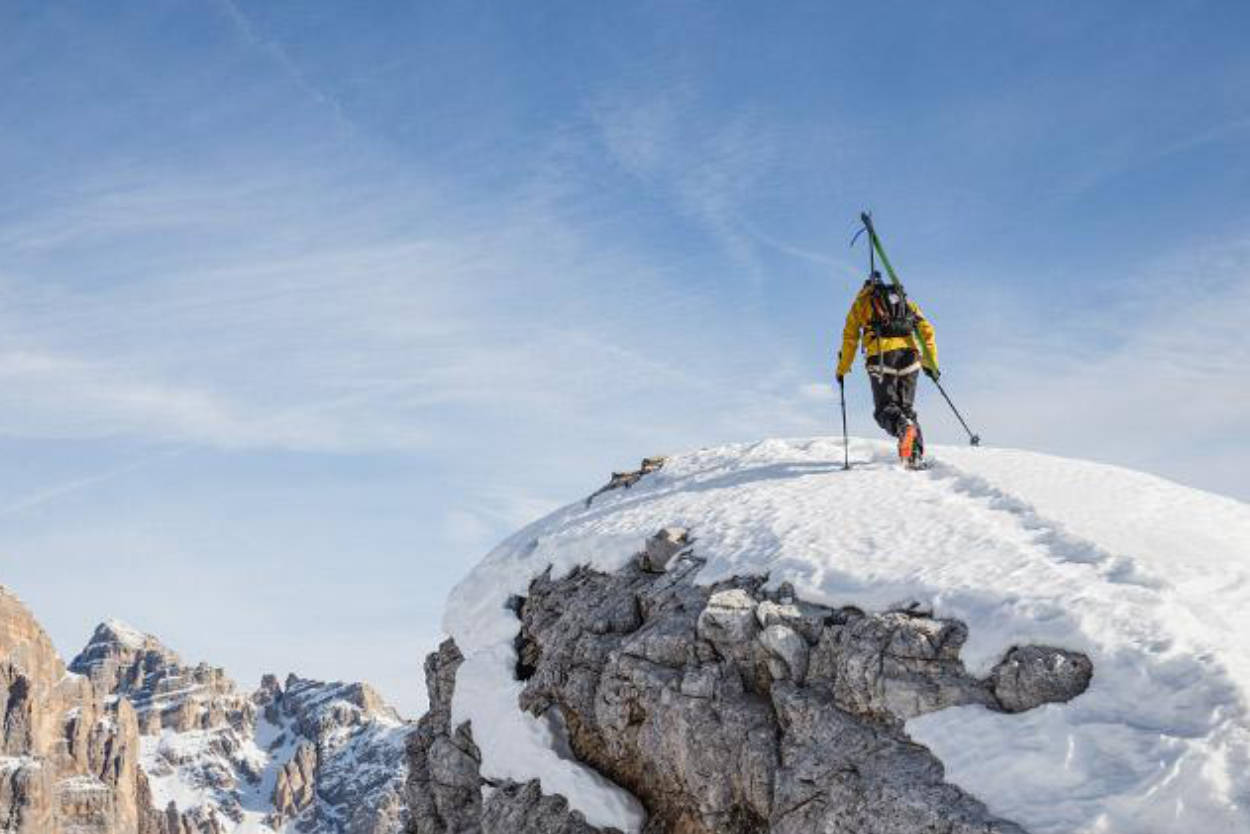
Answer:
(60, 616, 411, 832)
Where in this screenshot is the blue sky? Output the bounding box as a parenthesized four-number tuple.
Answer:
(2, 1, 1247, 713)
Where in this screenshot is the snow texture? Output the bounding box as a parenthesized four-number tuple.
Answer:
(444, 436, 1250, 834)
(101, 617, 149, 650)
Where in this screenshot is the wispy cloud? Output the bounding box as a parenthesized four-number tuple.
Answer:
(0, 140, 825, 467)
(589, 88, 783, 280)
(212, 0, 357, 138)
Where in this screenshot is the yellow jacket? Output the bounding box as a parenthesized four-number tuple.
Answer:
(836, 283, 938, 377)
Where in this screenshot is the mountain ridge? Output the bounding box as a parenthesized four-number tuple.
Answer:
(0, 591, 410, 834)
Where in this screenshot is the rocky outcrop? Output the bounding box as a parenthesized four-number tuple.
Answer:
(412, 529, 1093, 834)
(989, 645, 1093, 713)
(1, 588, 411, 834)
(404, 640, 622, 834)
(70, 620, 253, 736)
(0, 586, 154, 834)
(585, 458, 667, 507)
(264, 675, 410, 834)
(404, 641, 482, 832)
(480, 781, 616, 834)
(105, 631, 412, 834)
(273, 742, 317, 822)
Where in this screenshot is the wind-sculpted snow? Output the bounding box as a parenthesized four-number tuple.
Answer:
(444, 436, 1250, 833)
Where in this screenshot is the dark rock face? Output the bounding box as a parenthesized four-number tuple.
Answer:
(989, 646, 1094, 713)
(404, 640, 482, 833)
(506, 535, 1092, 833)
(481, 781, 612, 834)
(406, 528, 1094, 834)
(404, 640, 622, 834)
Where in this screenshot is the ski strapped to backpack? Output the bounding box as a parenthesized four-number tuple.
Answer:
(858, 212, 937, 372)
(865, 275, 916, 339)
(855, 211, 982, 447)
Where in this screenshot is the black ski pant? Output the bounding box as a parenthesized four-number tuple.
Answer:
(867, 348, 923, 449)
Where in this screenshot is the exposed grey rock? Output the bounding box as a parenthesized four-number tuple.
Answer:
(696, 588, 759, 644)
(254, 674, 284, 724)
(770, 682, 1026, 834)
(806, 609, 996, 724)
(68, 617, 411, 834)
(70, 620, 253, 736)
(404, 639, 482, 834)
(481, 780, 620, 834)
(758, 624, 808, 683)
(641, 528, 690, 573)
(404, 640, 619, 834)
(990, 645, 1094, 713)
(753, 599, 828, 645)
(263, 675, 410, 834)
(505, 550, 1092, 833)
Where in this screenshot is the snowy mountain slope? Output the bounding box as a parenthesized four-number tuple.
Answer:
(70, 624, 411, 834)
(444, 436, 1250, 834)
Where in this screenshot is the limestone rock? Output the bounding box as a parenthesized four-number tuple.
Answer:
(70, 620, 253, 736)
(1, 589, 411, 834)
(585, 457, 667, 507)
(806, 609, 995, 723)
(641, 528, 690, 573)
(770, 682, 1026, 834)
(0, 586, 151, 834)
(404, 639, 618, 834)
(758, 624, 808, 683)
(499, 549, 1093, 833)
(754, 598, 829, 645)
(273, 742, 317, 821)
(990, 645, 1094, 713)
(695, 588, 758, 644)
(481, 780, 622, 834)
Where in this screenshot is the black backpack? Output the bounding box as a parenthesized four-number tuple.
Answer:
(866, 275, 916, 338)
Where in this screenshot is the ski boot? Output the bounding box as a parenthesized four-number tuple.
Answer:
(899, 422, 927, 470)
(897, 422, 918, 464)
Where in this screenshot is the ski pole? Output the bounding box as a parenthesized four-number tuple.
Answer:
(838, 377, 850, 469)
(930, 377, 981, 446)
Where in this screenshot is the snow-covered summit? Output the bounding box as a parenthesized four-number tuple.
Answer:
(98, 617, 151, 650)
(444, 436, 1250, 834)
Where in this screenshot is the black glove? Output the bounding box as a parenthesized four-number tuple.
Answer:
(924, 366, 940, 382)
(836, 374, 845, 386)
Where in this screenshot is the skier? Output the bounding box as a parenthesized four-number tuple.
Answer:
(835, 271, 939, 466)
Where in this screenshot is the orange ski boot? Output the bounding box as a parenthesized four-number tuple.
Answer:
(898, 422, 918, 464)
